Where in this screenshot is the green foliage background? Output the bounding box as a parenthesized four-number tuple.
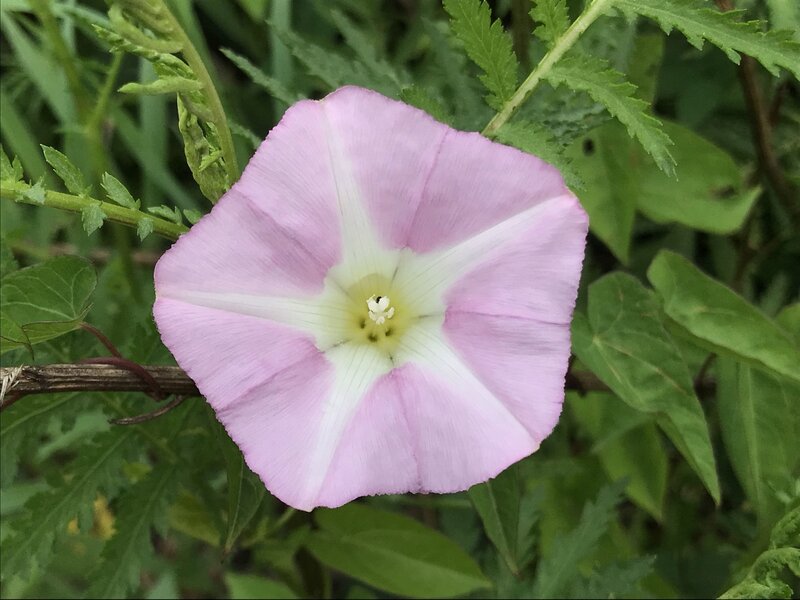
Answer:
(1, 0, 798, 598)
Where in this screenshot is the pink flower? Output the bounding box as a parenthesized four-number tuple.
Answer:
(153, 86, 588, 511)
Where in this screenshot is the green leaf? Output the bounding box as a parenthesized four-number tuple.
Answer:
(41, 145, 89, 196)
(571, 392, 667, 521)
(0, 394, 76, 486)
(119, 76, 204, 95)
(570, 556, 655, 599)
(531, 0, 570, 48)
(0, 234, 19, 278)
(136, 217, 155, 241)
(220, 48, 299, 106)
(148, 204, 183, 225)
(444, 0, 519, 111)
(547, 54, 675, 176)
(183, 209, 203, 225)
(399, 86, 452, 124)
(0, 429, 138, 580)
(101, 172, 140, 209)
(0, 145, 23, 182)
(176, 96, 230, 202)
(532, 481, 625, 598)
(647, 250, 800, 384)
(81, 204, 107, 235)
(225, 573, 297, 600)
(213, 419, 265, 553)
(717, 359, 800, 528)
(89, 464, 180, 599)
(468, 465, 523, 574)
(719, 507, 800, 599)
(0, 256, 97, 353)
(271, 24, 397, 95)
(0, 313, 31, 356)
(306, 503, 490, 598)
(494, 120, 582, 189)
(21, 179, 46, 205)
(571, 273, 720, 503)
(616, 0, 800, 79)
(635, 121, 759, 232)
(564, 124, 638, 262)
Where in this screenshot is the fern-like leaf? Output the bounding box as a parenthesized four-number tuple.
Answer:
(88, 464, 180, 598)
(221, 48, 299, 106)
(546, 53, 675, 175)
(0, 428, 139, 580)
(616, 0, 800, 79)
(444, 0, 519, 111)
(271, 24, 398, 95)
(532, 481, 626, 598)
(493, 120, 581, 188)
(0, 394, 78, 486)
(531, 0, 570, 48)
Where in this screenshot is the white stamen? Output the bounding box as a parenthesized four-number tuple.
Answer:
(367, 295, 395, 325)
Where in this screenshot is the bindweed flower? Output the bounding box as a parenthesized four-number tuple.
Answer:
(153, 86, 588, 511)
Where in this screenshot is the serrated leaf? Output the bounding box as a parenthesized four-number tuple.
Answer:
(101, 172, 139, 209)
(0, 256, 96, 354)
(531, 0, 570, 48)
(81, 204, 107, 235)
(616, 0, 800, 79)
(399, 85, 452, 124)
(0, 145, 21, 182)
(0, 429, 138, 580)
(720, 506, 800, 599)
(20, 179, 46, 205)
(88, 464, 180, 599)
(221, 48, 299, 105)
(570, 556, 655, 599)
(547, 54, 675, 176)
(148, 205, 183, 225)
(494, 120, 581, 189)
(183, 209, 203, 225)
(532, 481, 626, 598)
(0, 394, 76, 486)
(136, 217, 155, 241)
(444, 0, 519, 111)
(41, 145, 89, 195)
(271, 24, 397, 95)
(571, 273, 720, 503)
(647, 251, 800, 384)
(119, 76, 204, 96)
(306, 504, 490, 598)
(177, 96, 229, 202)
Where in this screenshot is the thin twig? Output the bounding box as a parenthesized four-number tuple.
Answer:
(0, 364, 199, 411)
(109, 395, 187, 425)
(715, 0, 799, 225)
(0, 363, 616, 410)
(80, 323, 123, 358)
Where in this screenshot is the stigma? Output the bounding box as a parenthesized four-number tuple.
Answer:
(367, 295, 395, 325)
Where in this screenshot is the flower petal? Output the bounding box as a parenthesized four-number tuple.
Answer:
(157, 296, 394, 510)
(394, 195, 587, 321)
(156, 100, 343, 298)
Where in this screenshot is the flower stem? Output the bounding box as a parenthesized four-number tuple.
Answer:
(1, 182, 188, 241)
(159, 1, 239, 189)
(482, 0, 612, 137)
